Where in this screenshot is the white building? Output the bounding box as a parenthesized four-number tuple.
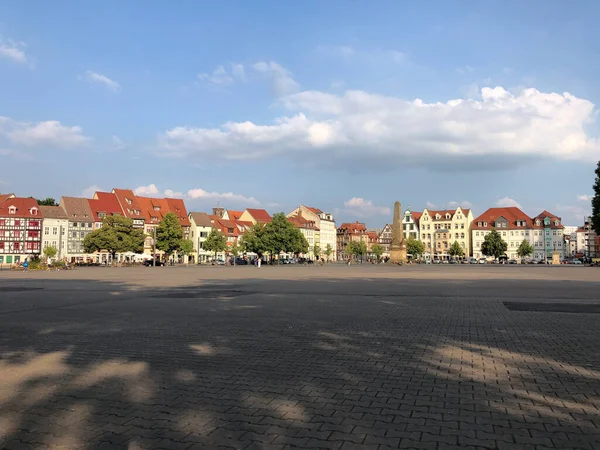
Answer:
(402, 208, 421, 241)
(287, 205, 337, 261)
(420, 207, 473, 259)
(39, 206, 69, 260)
(189, 212, 215, 264)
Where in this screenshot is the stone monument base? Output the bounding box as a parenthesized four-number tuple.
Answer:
(390, 247, 407, 264)
(552, 251, 561, 265)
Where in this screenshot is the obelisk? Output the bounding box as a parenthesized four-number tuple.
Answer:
(389, 201, 407, 264)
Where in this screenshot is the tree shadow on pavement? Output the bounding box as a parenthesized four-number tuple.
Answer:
(0, 276, 599, 449)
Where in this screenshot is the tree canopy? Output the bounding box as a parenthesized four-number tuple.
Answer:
(156, 212, 184, 259)
(203, 229, 227, 259)
(406, 237, 425, 257)
(313, 244, 321, 259)
(37, 198, 57, 206)
(481, 229, 508, 259)
(43, 246, 57, 259)
(592, 160, 600, 235)
(179, 239, 194, 256)
(262, 213, 308, 258)
(371, 243, 384, 261)
(83, 216, 145, 261)
(517, 239, 534, 258)
(324, 244, 333, 261)
(239, 224, 268, 257)
(448, 241, 465, 258)
(345, 240, 366, 261)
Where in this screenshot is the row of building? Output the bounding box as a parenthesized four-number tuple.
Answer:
(0, 190, 597, 265)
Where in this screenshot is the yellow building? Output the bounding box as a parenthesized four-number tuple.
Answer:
(418, 207, 474, 259)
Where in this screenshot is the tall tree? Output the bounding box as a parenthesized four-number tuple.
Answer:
(481, 229, 508, 260)
(371, 243, 384, 262)
(156, 212, 184, 261)
(239, 223, 267, 257)
(448, 241, 465, 258)
(313, 244, 321, 260)
(592, 160, 600, 235)
(262, 213, 308, 261)
(179, 239, 194, 264)
(344, 242, 356, 261)
(324, 244, 333, 262)
(203, 229, 227, 261)
(516, 240, 534, 259)
(37, 198, 57, 206)
(406, 237, 425, 257)
(353, 240, 367, 262)
(83, 216, 145, 263)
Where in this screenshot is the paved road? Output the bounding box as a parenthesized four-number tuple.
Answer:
(0, 265, 599, 449)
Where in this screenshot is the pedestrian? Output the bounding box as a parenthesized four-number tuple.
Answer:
(23, 260, 29, 273)
(47, 258, 52, 271)
(257, 257, 261, 268)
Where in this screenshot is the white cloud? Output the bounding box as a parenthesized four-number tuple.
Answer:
(81, 185, 103, 198)
(447, 200, 473, 209)
(134, 184, 160, 196)
(495, 197, 522, 209)
(159, 86, 600, 170)
(187, 188, 260, 206)
(577, 194, 592, 202)
(0, 36, 27, 64)
(84, 71, 121, 92)
(0, 116, 89, 147)
(253, 61, 300, 96)
(232, 63, 245, 80)
(426, 201, 437, 209)
(554, 204, 591, 225)
(337, 197, 391, 218)
(198, 65, 234, 85)
(164, 189, 183, 198)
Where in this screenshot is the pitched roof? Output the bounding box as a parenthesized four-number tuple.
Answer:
(88, 192, 125, 222)
(227, 210, 243, 220)
(411, 211, 423, 222)
(0, 197, 43, 219)
(0, 193, 15, 204)
(189, 212, 213, 227)
(288, 214, 319, 230)
(532, 210, 564, 229)
(306, 206, 323, 215)
(339, 222, 367, 233)
(471, 207, 532, 230)
(210, 216, 240, 237)
(137, 196, 167, 225)
(166, 198, 191, 227)
(112, 188, 144, 220)
(39, 205, 67, 220)
(60, 197, 94, 222)
(245, 208, 271, 223)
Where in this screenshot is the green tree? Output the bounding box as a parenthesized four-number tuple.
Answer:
(353, 240, 367, 262)
(43, 245, 57, 260)
(448, 241, 465, 258)
(37, 198, 57, 206)
(344, 242, 356, 262)
(313, 244, 321, 260)
(228, 242, 242, 265)
(481, 229, 508, 260)
(239, 223, 267, 257)
(83, 216, 145, 263)
(592, 160, 600, 236)
(179, 239, 194, 264)
(156, 212, 184, 262)
(263, 213, 308, 262)
(203, 229, 227, 261)
(324, 244, 333, 262)
(371, 243, 384, 262)
(406, 237, 425, 257)
(516, 239, 534, 259)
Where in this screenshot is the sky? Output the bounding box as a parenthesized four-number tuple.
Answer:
(1, 0, 599, 226)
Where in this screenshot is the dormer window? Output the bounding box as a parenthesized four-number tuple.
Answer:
(8, 206, 16, 214)
(126, 198, 132, 204)
(536, 220, 540, 226)
(446, 214, 450, 219)
(484, 222, 488, 227)
(435, 214, 441, 219)
(30, 208, 38, 215)
(478, 221, 482, 227)
(154, 206, 160, 211)
(554, 220, 559, 226)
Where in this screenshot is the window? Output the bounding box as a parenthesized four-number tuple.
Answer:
(478, 222, 482, 227)
(27, 231, 39, 238)
(14, 220, 21, 227)
(536, 220, 540, 226)
(484, 222, 488, 227)
(26, 242, 34, 250)
(45, 227, 49, 235)
(74, 222, 79, 227)
(53, 227, 58, 235)
(31, 208, 38, 215)
(461, 233, 465, 239)
(30, 220, 40, 227)
(14, 242, 20, 250)
(0, 243, 3, 250)
(8, 206, 16, 214)
(0, 219, 4, 226)
(476, 232, 479, 236)
(0, 230, 4, 237)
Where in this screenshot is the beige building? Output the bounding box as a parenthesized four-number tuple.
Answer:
(188, 212, 214, 264)
(39, 205, 69, 260)
(419, 207, 473, 259)
(287, 205, 337, 261)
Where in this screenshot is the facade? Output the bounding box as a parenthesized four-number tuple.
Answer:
(336, 221, 367, 261)
(402, 208, 421, 241)
(39, 205, 69, 260)
(239, 208, 271, 225)
(471, 207, 534, 260)
(575, 217, 598, 258)
(531, 211, 565, 260)
(112, 188, 145, 229)
(188, 212, 213, 264)
(0, 197, 43, 265)
(60, 197, 95, 262)
(419, 207, 473, 259)
(378, 224, 393, 255)
(288, 214, 319, 258)
(287, 205, 337, 261)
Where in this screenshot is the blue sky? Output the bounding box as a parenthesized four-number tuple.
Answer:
(1, 0, 598, 226)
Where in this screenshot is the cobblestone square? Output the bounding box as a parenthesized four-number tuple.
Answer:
(0, 265, 599, 449)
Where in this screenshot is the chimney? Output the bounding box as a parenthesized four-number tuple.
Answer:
(213, 207, 225, 218)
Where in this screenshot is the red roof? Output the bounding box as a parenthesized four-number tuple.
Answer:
(532, 210, 564, 229)
(227, 210, 243, 220)
(288, 214, 319, 230)
(166, 198, 191, 227)
(306, 206, 323, 215)
(112, 188, 144, 220)
(137, 196, 168, 225)
(339, 222, 367, 234)
(0, 193, 15, 204)
(210, 216, 240, 237)
(245, 208, 271, 223)
(88, 192, 125, 222)
(0, 197, 43, 219)
(472, 207, 532, 230)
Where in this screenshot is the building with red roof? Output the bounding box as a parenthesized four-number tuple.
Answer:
(336, 221, 368, 261)
(240, 208, 271, 225)
(288, 213, 319, 258)
(112, 188, 145, 228)
(88, 192, 125, 229)
(419, 206, 473, 259)
(287, 205, 337, 261)
(0, 197, 43, 264)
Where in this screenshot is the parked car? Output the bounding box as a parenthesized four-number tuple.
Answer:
(143, 259, 164, 267)
(469, 257, 478, 264)
(212, 258, 226, 265)
(449, 258, 458, 264)
(508, 259, 518, 265)
(572, 259, 583, 265)
(229, 258, 248, 265)
(478, 258, 487, 264)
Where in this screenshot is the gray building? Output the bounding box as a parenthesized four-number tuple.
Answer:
(59, 197, 95, 262)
